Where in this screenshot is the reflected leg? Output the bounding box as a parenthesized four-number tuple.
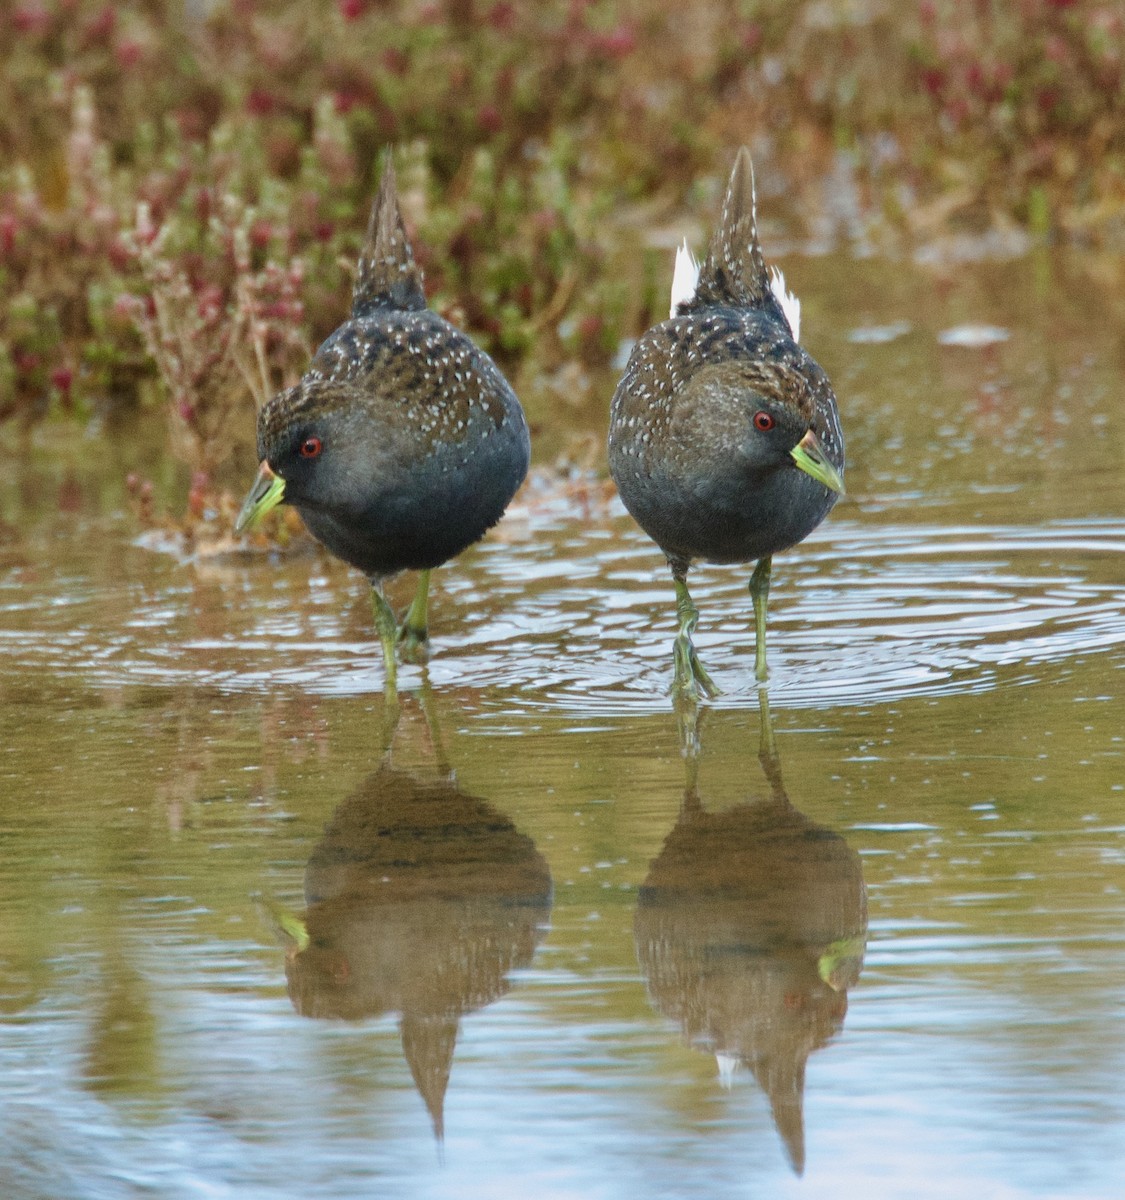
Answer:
(756, 685, 785, 800)
(417, 673, 452, 777)
(674, 691, 703, 759)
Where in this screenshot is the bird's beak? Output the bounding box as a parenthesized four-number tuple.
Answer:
(790, 428, 845, 495)
(818, 934, 866, 991)
(254, 892, 311, 954)
(235, 461, 286, 532)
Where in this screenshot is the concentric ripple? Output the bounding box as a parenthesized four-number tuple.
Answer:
(3, 513, 1124, 714)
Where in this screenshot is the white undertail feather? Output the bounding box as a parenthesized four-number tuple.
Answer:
(669, 238, 700, 317)
(668, 182, 802, 342)
(716, 1053, 739, 1090)
(769, 264, 801, 343)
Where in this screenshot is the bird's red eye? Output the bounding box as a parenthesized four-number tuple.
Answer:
(753, 411, 775, 432)
(299, 436, 322, 459)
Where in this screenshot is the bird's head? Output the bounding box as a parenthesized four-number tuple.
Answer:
(739, 394, 845, 495)
(682, 362, 845, 495)
(235, 381, 375, 532)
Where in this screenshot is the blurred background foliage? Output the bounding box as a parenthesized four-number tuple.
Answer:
(1, 0, 1122, 480)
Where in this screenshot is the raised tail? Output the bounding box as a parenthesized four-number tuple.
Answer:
(676, 147, 799, 340)
(352, 155, 427, 317)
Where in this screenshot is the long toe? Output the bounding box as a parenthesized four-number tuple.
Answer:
(671, 638, 698, 701)
(396, 624, 431, 663)
(671, 638, 720, 702)
(690, 648, 721, 699)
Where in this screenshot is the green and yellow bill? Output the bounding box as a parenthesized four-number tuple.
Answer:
(790, 427, 845, 495)
(236, 461, 286, 532)
(818, 934, 866, 990)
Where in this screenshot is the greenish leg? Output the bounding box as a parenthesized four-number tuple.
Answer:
(370, 582, 399, 701)
(397, 569, 431, 661)
(749, 556, 772, 683)
(671, 574, 720, 702)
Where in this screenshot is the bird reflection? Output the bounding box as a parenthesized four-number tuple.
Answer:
(275, 696, 552, 1141)
(635, 696, 867, 1174)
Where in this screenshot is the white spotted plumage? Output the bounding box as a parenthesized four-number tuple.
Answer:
(668, 160, 802, 344)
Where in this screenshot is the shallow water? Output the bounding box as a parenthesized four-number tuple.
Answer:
(2, 248, 1124, 1198)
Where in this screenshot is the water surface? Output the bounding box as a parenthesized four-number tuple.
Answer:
(2, 248, 1123, 1198)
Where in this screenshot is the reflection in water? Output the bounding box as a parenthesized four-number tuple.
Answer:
(636, 698, 867, 1174)
(278, 701, 552, 1140)
(81, 952, 160, 1102)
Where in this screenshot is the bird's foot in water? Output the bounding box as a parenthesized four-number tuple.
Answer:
(749, 556, 772, 684)
(396, 622, 430, 663)
(671, 635, 721, 702)
(396, 569, 431, 663)
(753, 645, 769, 684)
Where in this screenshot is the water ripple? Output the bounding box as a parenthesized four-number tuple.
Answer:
(3, 517, 1124, 713)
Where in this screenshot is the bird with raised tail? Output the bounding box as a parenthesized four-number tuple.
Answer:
(236, 157, 530, 694)
(608, 147, 845, 699)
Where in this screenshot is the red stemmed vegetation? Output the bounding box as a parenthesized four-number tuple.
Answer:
(1, 0, 1122, 533)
